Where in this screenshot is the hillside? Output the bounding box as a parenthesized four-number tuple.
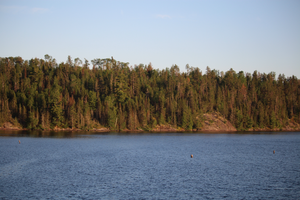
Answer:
(0, 56, 300, 132)
(200, 112, 237, 132)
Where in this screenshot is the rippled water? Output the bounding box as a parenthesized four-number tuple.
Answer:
(0, 131, 300, 199)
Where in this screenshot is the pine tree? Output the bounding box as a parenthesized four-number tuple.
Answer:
(105, 96, 117, 130)
(27, 110, 38, 129)
(50, 77, 64, 127)
(270, 111, 277, 129)
(0, 55, 299, 132)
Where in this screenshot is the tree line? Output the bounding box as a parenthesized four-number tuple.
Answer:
(0, 55, 299, 131)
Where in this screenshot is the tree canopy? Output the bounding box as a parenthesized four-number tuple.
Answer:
(0, 56, 299, 131)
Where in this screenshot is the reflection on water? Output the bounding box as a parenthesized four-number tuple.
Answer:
(0, 130, 300, 199)
(0, 130, 100, 138)
(1, 129, 299, 138)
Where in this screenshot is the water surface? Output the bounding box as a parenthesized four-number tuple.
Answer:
(0, 130, 299, 199)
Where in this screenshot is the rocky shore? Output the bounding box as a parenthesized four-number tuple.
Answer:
(1, 113, 300, 133)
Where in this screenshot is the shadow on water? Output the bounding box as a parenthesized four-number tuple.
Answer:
(0, 130, 83, 138)
(0, 130, 161, 138)
(0, 130, 175, 138)
(0, 129, 299, 138)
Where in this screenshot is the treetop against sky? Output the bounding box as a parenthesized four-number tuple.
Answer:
(0, 0, 299, 78)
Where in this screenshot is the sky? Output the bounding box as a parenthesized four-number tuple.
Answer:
(0, 0, 299, 78)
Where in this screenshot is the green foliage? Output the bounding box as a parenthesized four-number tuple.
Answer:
(0, 55, 299, 131)
(108, 106, 117, 130)
(270, 111, 277, 129)
(159, 108, 165, 125)
(49, 77, 64, 127)
(88, 91, 97, 110)
(235, 110, 242, 130)
(151, 117, 157, 128)
(245, 115, 253, 129)
(115, 72, 129, 104)
(182, 104, 193, 130)
(69, 104, 77, 128)
(105, 96, 117, 130)
(27, 111, 38, 129)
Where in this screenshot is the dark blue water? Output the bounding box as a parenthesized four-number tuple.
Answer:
(0, 131, 300, 199)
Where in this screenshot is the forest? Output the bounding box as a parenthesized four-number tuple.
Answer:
(0, 55, 299, 131)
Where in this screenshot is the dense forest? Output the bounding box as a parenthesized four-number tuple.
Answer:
(0, 55, 299, 131)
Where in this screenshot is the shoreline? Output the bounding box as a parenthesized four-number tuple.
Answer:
(2, 113, 300, 134)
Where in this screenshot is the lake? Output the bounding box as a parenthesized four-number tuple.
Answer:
(0, 130, 300, 199)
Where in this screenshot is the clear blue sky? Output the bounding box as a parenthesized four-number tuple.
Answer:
(1, 0, 299, 78)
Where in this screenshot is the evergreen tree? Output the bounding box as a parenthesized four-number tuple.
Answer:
(50, 77, 64, 127)
(0, 55, 299, 131)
